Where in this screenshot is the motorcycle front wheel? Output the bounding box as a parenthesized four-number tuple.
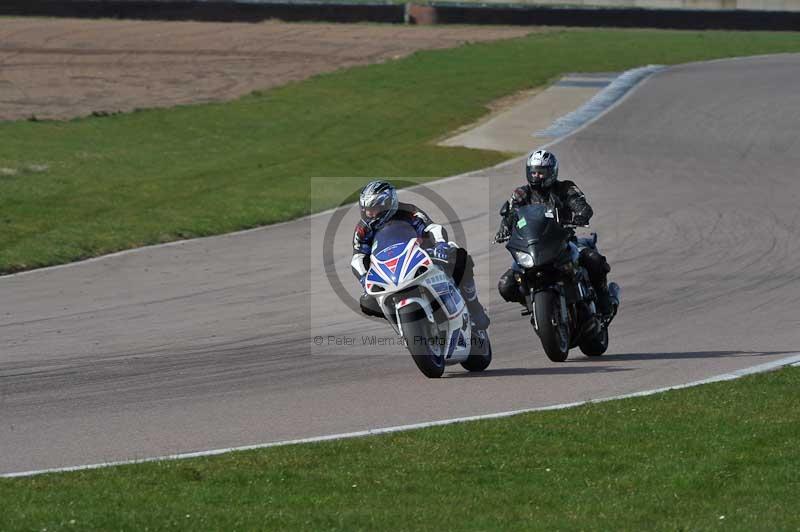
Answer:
(533, 290, 570, 362)
(399, 306, 446, 378)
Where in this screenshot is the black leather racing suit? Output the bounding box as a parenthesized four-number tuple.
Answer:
(496, 181, 613, 314)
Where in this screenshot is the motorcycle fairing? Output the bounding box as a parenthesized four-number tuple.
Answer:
(431, 281, 463, 318)
(507, 204, 571, 267)
(385, 274, 471, 363)
(365, 220, 472, 364)
(365, 239, 432, 294)
(395, 294, 436, 327)
(446, 328, 464, 359)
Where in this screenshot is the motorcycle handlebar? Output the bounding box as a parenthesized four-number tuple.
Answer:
(424, 248, 452, 264)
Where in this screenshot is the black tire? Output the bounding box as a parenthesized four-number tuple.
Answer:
(579, 326, 609, 357)
(533, 290, 569, 362)
(399, 306, 445, 378)
(461, 329, 492, 372)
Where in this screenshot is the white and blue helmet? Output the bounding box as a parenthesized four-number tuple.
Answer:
(359, 180, 398, 229)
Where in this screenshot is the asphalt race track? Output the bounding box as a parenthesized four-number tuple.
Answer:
(2, 54, 799, 475)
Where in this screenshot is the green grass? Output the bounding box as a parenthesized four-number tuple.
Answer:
(2, 29, 800, 273)
(2, 366, 798, 530)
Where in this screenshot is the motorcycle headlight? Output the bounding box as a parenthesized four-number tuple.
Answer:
(512, 250, 534, 268)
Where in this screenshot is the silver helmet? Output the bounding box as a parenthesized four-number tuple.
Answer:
(359, 180, 398, 229)
(525, 149, 559, 190)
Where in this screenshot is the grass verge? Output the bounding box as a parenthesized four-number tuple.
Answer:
(2, 366, 798, 530)
(2, 29, 800, 273)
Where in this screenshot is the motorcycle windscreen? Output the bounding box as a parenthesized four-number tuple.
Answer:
(372, 220, 419, 261)
(508, 204, 570, 266)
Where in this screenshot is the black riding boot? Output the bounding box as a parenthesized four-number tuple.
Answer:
(461, 277, 490, 330)
(579, 248, 615, 318)
(451, 248, 490, 330)
(595, 284, 613, 316)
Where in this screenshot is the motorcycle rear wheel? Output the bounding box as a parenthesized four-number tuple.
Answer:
(579, 326, 609, 357)
(461, 329, 492, 372)
(533, 291, 569, 362)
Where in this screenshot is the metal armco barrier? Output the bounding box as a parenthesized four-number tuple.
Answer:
(0, 1, 406, 24)
(426, 2, 800, 30)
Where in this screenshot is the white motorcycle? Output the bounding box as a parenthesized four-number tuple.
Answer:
(364, 220, 492, 378)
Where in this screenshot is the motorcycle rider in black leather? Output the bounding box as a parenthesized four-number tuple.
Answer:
(494, 149, 615, 317)
(352, 180, 490, 330)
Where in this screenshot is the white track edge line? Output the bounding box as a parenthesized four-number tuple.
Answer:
(4, 352, 799, 479)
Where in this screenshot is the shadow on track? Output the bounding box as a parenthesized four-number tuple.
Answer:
(446, 365, 632, 378)
(575, 350, 795, 362)
(447, 350, 797, 378)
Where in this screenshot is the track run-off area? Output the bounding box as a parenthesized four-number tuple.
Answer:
(1, 54, 799, 475)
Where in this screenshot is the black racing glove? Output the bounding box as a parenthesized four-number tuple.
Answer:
(493, 222, 511, 243)
(571, 212, 589, 226)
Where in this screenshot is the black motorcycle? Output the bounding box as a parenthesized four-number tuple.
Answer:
(497, 204, 619, 362)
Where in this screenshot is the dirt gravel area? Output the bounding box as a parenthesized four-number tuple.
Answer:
(0, 18, 531, 121)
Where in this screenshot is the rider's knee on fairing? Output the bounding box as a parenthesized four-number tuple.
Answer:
(498, 265, 524, 304)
